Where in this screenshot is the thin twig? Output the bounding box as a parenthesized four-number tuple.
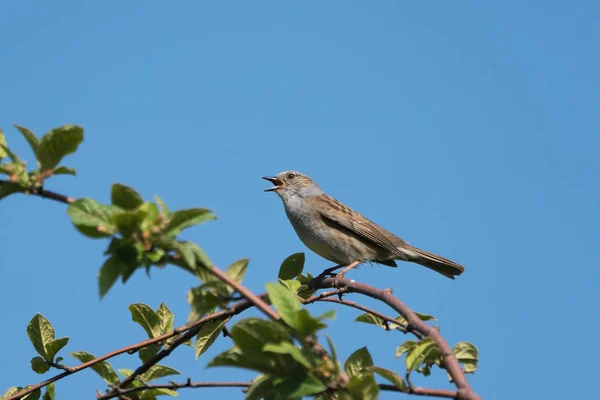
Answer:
(310, 276, 480, 400)
(0, 180, 75, 204)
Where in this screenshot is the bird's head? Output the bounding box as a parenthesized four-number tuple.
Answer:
(262, 171, 323, 200)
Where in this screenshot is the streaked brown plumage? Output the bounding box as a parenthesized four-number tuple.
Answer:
(263, 171, 464, 280)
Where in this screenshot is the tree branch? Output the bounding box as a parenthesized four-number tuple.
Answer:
(97, 380, 457, 399)
(0, 180, 74, 204)
(309, 276, 480, 400)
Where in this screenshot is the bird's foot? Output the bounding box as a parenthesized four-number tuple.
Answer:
(317, 265, 343, 280)
(333, 272, 345, 288)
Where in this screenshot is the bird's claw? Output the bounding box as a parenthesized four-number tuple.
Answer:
(333, 272, 345, 288)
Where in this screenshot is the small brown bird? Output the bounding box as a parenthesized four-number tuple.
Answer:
(263, 171, 464, 281)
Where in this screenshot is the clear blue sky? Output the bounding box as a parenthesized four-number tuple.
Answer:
(1, 1, 598, 399)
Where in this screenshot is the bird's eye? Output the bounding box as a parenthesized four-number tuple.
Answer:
(287, 173, 296, 180)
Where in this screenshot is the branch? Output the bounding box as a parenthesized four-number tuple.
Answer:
(304, 294, 424, 339)
(0, 180, 74, 204)
(309, 277, 481, 400)
(98, 380, 457, 399)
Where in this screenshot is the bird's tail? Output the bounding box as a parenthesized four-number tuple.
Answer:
(400, 245, 464, 279)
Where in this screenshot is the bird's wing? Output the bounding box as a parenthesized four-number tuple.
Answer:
(310, 195, 409, 260)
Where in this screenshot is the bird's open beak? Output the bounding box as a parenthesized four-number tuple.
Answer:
(262, 176, 284, 192)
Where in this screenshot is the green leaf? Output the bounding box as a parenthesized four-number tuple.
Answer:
(30, 356, 50, 374)
(396, 340, 417, 358)
(405, 338, 437, 371)
(36, 125, 83, 171)
(140, 387, 179, 399)
(273, 368, 327, 397)
(67, 198, 119, 238)
(245, 375, 276, 400)
(52, 166, 76, 176)
(263, 342, 311, 368)
(22, 387, 41, 400)
(278, 279, 302, 293)
(111, 206, 148, 238)
(27, 314, 55, 360)
(324, 335, 339, 373)
(0, 143, 19, 162)
(0, 182, 25, 199)
(13, 125, 39, 154)
(2, 387, 22, 399)
(229, 318, 292, 371)
(370, 366, 408, 391)
(42, 383, 55, 400)
(157, 303, 174, 334)
(344, 347, 374, 377)
(45, 337, 69, 362)
(278, 253, 305, 280)
(414, 312, 436, 321)
(225, 258, 248, 284)
(164, 208, 215, 236)
(207, 346, 282, 375)
(184, 241, 213, 272)
(99, 257, 126, 299)
(111, 183, 144, 210)
(265, 282, 301, 329)
(454, 342, 479, 374)
(195, 318, 229, 358)
(141, 364, 180, 382)
(70, 351, 119, 385)
(129, 303, 162, 338)
(294, 309, 327, 336)
(0, 129, 6, 160)
(154, 195, 171, 216)
(187, 286, 221, 322)
(346, 374, 379, 400)
(139, 343, 162, 364)
(355, 313, 393, 330)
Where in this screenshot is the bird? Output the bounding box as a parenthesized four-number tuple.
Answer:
(263, 171, 464, 281)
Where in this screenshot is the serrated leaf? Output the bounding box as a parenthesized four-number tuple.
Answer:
(129, 303, 162, 338)
(164, 208, 215, 236)
(265, 282, 301, 329)
(45, 337, 69, 362)
(0, 181, 25, 199)
(405, 338, 437, 371)
(141, 364, 180, 382)
(263, 342, 311, 368)
(70, 351, 119, 385)
(67, 198, 119, 238)
(27, 314, 55, 360)
(99, 257, 125, 299)
(111, 183, 144, 210)
(396, 340, 417, 358)
(195, 318, 229, 358)
(36, 125, 83, 171)
(371, 366, 408, 391)
(42, 383, 54, 400)
(13, 125, 39, 154)
(157, 303, 174, 333)
(344, 347, 374, 377)
(52, 166, 76, 176)
(225, 259, 248, 284)
(278, 253, 305, 280)
(30, 356, 50, 374)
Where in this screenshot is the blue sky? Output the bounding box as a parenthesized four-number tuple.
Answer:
(1, 1, 598, 399)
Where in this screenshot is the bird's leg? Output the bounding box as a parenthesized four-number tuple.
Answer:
(333, 260, 360, 287)
(317, 264, 344, 279)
